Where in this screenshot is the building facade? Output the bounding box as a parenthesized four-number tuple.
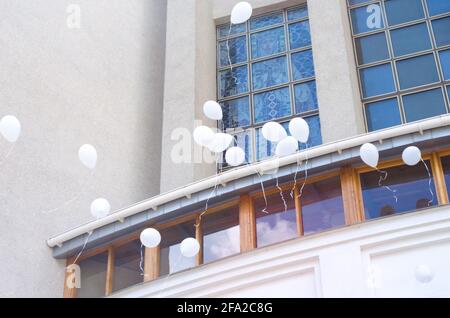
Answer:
(0, 0, 450, 297)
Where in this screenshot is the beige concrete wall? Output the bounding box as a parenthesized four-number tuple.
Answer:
(0, 0, 167, 297)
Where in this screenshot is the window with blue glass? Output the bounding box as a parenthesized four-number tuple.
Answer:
(347, 0, 450, 132)
(217, 5, 322, 165)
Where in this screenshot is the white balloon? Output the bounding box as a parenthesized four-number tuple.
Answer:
(275, 136, 299, 157)
(90, 198, 111, 219)
(225, 146, 245, 166)
(180, 237, 200, 258)
(193, 126, 215, 147)
(79, 144, 97, 170)
(402, 146, 421, 166)
(360, 143, 379, 168)
(230, 2, 253, 25)
(140, 228, 161, 248)
(207, 133, 233, 153)
(289, 117, 310, 143)
(0, 115, 21, 143)
(262, 122, 287, 142)
(203, 101, 223, 121)
(415, 265, 434, 284)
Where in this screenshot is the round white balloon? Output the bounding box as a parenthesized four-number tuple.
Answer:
(207, 133, 233, 153)
(180, 237, 200, 258)
(262, 122, 287, 142)
(230, 2, 253, 25)
(402, 146, 421, 166)
(289, 117, 309, 143)
(90, 198, 111, 219)
(360, 143, 379, 168)
(203, 101, 223, 121)
(275, 136, 299, 157)
(415, 265, 434, 284)
(140, 228, 161, 248)
(79, 144, 97, 170)
(0, 115, 21, 143)
(193, 126, 215, 147)
(225, 146, 245, 166)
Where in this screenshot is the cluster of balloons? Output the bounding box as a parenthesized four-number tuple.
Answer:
(140, 228, 200, 258)
(261, 117, 310, 157)
(360, 143, 423, 168)
(0, 115, 21, 143)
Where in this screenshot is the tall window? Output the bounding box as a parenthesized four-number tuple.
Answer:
(348, 0, 450, 131)
(216, 5, 322, 164)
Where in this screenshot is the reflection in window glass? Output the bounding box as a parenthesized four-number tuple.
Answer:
(350, 4, 384, 35)
(359, 63, 395, 97)
(440, 49, 450, 81)
(255, 190, 297, 247)
(355, 32, 390, 65)
(291, 50, 315, 80)
(390, 23, 431, 57)
(288, 6, 308, 21)
(113, 240, 142, 293)
(360, 162, 437, 220)
(440, 156, 450, 195)
(254, 87, 291, 123)
(217, 23, 246, 38)
(349, 0, 371, 5)
(77, 252, 108, 298)
(365, 98, 402, 131)
(203, 206, 240, 264)
(402, 88, 447, 122)
(252, 56, 288, 90)
(426, 0, 450, 17)
(289, 21, 311, 50)
(221, 96, 250, 129)
(301, 177, 345, 235)
(250, 12, 283, 30)
(230, 129, 253, 164)
(218, 36, 247, 67)
(432, 17, 450, 48)
(251, 27, 286, 59)
(160, 221, 196, 276)
(396, 54, 439, 90)
(300, 116, 322, 149)
(219, 66, 248, 98)
(294, 80, 318, 114)
(384, 0, 424, 26)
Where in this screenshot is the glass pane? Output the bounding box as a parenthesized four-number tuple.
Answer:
(291, 49, 315, 80)
(221, 96, 250, 129)
(250, 12, 284, 30)
(359, 63, 395, 98)
(256, 122, 289, 160)
(390, 23, 431, 57)
(252, 56, 288, 90)
(301, 177, 345, 235)
(203, 206, 240, 264)
(349, 0, 371, 5)
(350, 3, 384, 35)
(360, 162, 438, 220)
(426, 0, 450, 16)
(255, 190, 297, 247)
(432, 17, 450, 48)
(355, 32, 390, 65)
(160, 221, 196, 276)
(232, 129, 253, 163)
(440, 49, 450, 80)
(385, 0, 424, 26)
(113, 240, 142, 293)
(254, 87, 291, 123)
(77, 252, 108, 298)
(301, 116, 322, 149)
(251, 27, 286, 59)
(219, 65, 248, 98)
(289, 20, 312, 49)
(217, 23, 246, 38)
(441, 156, 450, 194)
(294, 80, 318, 113)
(365, 98, 402, 131)
(288, 6, 308, 21)
(403, 88, 447, 122)
(396, 54, 439, 90)
(218, 36, 247, 67)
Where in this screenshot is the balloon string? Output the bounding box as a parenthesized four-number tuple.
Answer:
(421, 159, 435, 207)
(41, 169, 95, 215)
(226, 24, 240, 91)
(291, 142, 309, 200)
(377, 169, 398, 203)
(297, 143, 310, 199)
(71, 231, 93, 266)
(275, 176, 287, 213)
(0, 143, 15, 166)
(139, 243, 145, 277)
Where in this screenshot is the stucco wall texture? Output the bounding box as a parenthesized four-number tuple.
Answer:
(0, 0, 363, 297)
